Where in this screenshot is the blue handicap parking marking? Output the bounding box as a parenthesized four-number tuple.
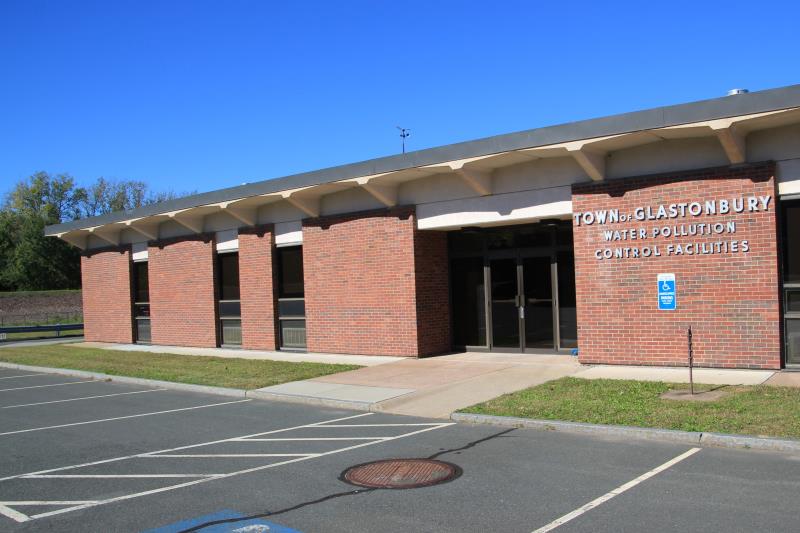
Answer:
(657, 273, 676, 311)
(143, 509, 303, 533)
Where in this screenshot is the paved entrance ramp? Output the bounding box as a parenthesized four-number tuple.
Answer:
(253, 353, 582, 418)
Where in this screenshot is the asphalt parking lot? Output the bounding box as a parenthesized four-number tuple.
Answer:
(1, 366, 799, 532)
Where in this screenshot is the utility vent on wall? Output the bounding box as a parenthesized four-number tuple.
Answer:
(283, 326, 306, 348)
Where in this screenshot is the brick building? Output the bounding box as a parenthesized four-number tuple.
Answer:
(48, 85, 800, 369)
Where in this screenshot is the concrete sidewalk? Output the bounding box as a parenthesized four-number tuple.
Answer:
(254, 353, 784, 418)
(69, 342, 792, 418)
(78, 342, 404, 367)
(257, 353, 583, 418)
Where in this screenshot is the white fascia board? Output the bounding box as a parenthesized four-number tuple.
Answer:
(216, 229, 239, 252)
(131, 242, 149, 261)
(417, 186, 573, 230)
(275, 220, 303, 246)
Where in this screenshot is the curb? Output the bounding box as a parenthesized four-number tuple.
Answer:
(450, 412, 800, 453)
(0, 361, 374, 411)
(0, 362, 246, 398)
(248, 390, 372, 412)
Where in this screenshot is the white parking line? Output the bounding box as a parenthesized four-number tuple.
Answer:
(1, 389, 165, 409)
(531, 447, 702, 532)
(149, 454, 320, 458)
(24, 474, 220, 479)
(234, 437, 390, 441)
(310, 423, 443, 427)
(0, 399, 251, 437)
(0, 374, 44, 381)
(0, 412, 374, 482)
(0, 380, 98, 392)
(2, 500, 99, 505)
(0, 412, 455, 523)
(0, 504, 27, 523)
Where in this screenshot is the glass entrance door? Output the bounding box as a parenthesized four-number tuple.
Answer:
(490, 258, 521, 349)
(448, 221, 575, 354)
(489, 254, 556, 351)
(522, 256, 554, 349)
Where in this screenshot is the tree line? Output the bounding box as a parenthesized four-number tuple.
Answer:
(0, 172, 188, 291)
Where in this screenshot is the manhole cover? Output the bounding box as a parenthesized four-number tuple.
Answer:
(340, 459, 461, 489)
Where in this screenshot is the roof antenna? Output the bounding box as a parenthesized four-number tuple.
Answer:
(397, 126, 410, 154)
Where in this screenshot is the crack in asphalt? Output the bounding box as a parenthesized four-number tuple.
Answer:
(177, 427, 517, 532)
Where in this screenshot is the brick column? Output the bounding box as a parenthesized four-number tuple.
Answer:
(81, 246, 133, 343)
(239, 225, 278, 350)
(414, 228, 451, 356)
(303, 207, 451, 357)
(148, 235, 218, 348)
(572, 162, 781, 369)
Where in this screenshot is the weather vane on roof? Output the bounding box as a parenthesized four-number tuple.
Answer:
(397, 126, 410, 154)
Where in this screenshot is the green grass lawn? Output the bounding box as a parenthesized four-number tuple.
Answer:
(462, 377, 800, 439)
(0, 344, 361, 390)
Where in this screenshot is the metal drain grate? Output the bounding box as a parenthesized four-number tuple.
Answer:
(340, 459, 461, 490)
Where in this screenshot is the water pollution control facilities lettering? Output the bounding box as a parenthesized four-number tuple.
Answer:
(573, 195, 772, 260)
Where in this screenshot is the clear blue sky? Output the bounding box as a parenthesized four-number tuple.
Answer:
(1, 0, 798, 195)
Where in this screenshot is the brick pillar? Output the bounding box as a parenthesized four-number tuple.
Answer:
(148, 235, 218, 348)
(81, 246, 133, 343)
(239, 225, 278, 350)
(414, 228, 451, 356)
(303, 207, 451, 357)
(572, 162, 781, 369)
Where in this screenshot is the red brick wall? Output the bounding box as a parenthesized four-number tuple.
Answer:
(239, 225, 277, 350)
(414, 228, 451, 356)
(572, 162, 781, 369)
(303, 207, 451, 357)
(148, 235, 218, 348)
(81, 246, 133, 343)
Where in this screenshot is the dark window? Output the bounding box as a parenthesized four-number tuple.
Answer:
(133, 262, 149, 303)
(216, 252, 241, 346)
(556, 222, 574, 247)
(132, 261, 150, 343)
(278, 247, 304, 298)
(449, 231, 484, 256)
(277, 246, 306, 349)
(784, 201, 800, 283)
(557, 252, 577, 349)
(785, 201, 800, 365)
(218, 253, 240, 301)
(451, 257, 486, 347)
(515, 226, 552, 249)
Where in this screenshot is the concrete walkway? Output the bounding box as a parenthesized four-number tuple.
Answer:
(65, 342, 794, 419)
(78, 342, 404, 367)
(257, 353, 583, 418)
(254, 354, 784, 418)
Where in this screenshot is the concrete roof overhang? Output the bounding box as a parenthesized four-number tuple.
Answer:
(46, 84, 800, 247)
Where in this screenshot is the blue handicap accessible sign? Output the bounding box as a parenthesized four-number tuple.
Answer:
(142, 509, 303, 533)
(657, 273, 676, 311)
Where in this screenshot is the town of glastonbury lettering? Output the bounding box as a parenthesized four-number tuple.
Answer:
(573, 195, 772, 260)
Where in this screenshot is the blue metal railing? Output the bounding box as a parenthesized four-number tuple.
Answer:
(0, 323, 84, 339)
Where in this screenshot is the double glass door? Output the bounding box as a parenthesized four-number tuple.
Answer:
(449, 222, 577, 353)
(490, 254, 557, 351)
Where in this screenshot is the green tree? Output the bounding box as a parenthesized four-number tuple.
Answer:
(1, 172, 190, 291)
(2, 172, 84, 290)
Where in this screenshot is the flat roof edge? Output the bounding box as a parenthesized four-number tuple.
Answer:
(45, 83, 800, 235)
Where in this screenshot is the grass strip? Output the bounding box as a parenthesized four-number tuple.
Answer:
(462, 377, 800, 439)
(0, 344, 360, 390)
